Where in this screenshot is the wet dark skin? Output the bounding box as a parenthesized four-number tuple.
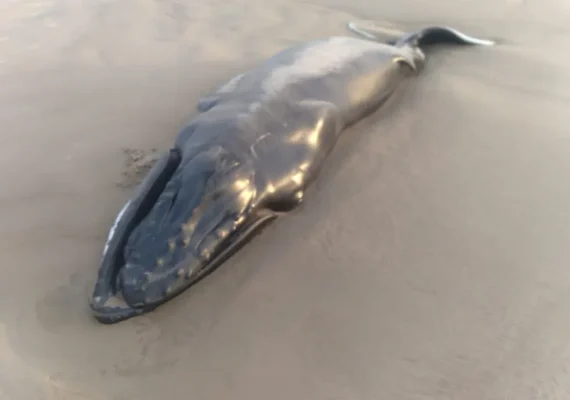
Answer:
(90, 23, 494, 323)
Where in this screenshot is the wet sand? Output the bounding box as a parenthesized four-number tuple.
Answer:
(2, 0, 570, 399)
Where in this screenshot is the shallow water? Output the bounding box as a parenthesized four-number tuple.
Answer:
(2, 0, 570, 399)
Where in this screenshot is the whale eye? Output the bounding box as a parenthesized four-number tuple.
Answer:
(217, 154, 240, 173)
(203, 158, 238, 195)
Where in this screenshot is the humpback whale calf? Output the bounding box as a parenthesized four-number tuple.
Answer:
(90, 22, 494, 323)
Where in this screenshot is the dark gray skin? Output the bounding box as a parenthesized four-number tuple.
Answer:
(90, 22, 494, 324)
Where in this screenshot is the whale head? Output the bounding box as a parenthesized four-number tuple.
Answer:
(90, 145, 261, 323)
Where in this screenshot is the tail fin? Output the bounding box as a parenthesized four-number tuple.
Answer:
(347, 22, 495, 49)
(391, 26, 495, 48)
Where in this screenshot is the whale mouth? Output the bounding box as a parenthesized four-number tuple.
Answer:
(89, 146, 268, 324)
(89, 148, 182, 323)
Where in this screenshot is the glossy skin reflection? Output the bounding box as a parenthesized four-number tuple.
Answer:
(90, 23, 494, 324)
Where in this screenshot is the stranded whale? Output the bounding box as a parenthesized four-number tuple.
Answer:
(90, 22, 494, 323)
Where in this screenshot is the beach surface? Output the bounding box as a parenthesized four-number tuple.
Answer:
(2, 0, 570, 399)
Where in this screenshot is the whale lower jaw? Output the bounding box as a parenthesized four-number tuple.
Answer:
(90, 209, 278, 324)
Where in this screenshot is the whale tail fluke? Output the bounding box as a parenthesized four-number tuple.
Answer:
(347, 21, 495, 49)
(389, 26, 495, 48)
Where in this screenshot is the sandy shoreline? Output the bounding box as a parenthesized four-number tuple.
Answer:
(2, 0, 570, 399)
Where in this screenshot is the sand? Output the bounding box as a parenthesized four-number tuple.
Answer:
(2, 0, 570, 399)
